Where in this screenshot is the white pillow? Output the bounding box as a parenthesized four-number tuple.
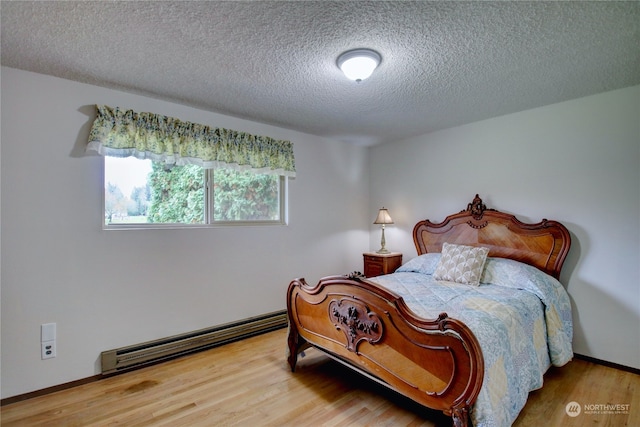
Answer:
(396, 253, 441, 275)
(433, 243, 490, 286)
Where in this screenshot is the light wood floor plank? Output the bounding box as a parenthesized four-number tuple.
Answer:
(2, 328, 638, 426)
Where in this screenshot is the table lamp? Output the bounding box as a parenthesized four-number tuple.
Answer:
(373, 207, 394, 254)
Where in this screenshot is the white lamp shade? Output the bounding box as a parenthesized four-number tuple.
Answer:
(373, 208, 393, 224)
(337, 49, 381, 81)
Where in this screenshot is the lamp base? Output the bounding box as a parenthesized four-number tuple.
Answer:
(377, 225, 390, 254)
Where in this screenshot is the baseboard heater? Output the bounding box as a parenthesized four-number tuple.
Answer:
(101, 309, 287, 375)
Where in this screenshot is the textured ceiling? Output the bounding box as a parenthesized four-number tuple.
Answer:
(2, 1, 639, 146)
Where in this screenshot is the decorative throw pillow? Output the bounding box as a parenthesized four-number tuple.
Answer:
(433, 243, 490, 286)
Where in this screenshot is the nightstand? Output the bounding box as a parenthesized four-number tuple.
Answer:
(363, 252, 402, 278)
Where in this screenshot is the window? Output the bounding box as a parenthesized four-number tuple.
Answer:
(104, 157, 285, 227)
(90, 106, 295, 227)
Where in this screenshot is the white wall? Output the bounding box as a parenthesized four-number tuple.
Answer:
(0, 67, 370, 398)
(370, 85, 640, 369)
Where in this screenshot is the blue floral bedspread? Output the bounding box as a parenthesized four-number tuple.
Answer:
(370, 254, 573, 427)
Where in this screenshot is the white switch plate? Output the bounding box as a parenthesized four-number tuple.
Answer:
(41, 323, 57, 359)
(41, 323, 56, 342)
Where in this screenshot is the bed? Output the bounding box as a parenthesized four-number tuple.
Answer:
(286, 195, 572, 427)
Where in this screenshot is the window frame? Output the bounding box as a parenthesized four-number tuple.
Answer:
(102, 158, 288, 230)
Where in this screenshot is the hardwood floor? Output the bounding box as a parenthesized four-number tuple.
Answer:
(2, 328, 638, 426)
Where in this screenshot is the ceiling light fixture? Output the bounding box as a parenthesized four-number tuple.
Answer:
(337, 48, 381, 82)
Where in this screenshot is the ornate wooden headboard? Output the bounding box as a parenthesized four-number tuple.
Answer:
(413, 194, 571, 279)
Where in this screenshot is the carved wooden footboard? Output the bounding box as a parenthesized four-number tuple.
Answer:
(287, 275, 484, 427)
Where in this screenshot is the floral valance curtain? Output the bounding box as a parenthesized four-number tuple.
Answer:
(86, 105, 296, 177)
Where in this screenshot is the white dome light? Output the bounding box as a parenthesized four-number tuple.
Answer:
(337, 49, 381, 82)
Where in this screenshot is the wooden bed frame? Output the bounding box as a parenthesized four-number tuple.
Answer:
(286, 195, 571, 427)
